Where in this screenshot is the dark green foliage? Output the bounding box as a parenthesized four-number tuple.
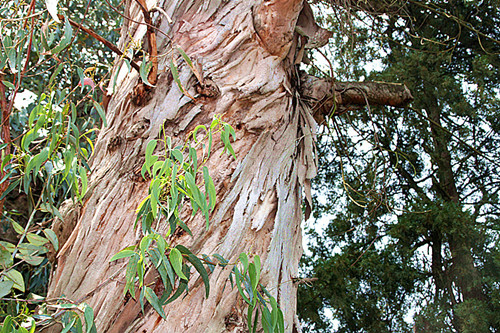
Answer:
(299, 1, 500, 332)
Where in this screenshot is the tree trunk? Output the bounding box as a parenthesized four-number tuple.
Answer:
(47, 0, 316, 332)
(425, 87, 485, 331)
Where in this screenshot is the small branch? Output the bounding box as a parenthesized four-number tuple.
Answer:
(0, 74, 11, 213)
(57, 15, 140, 72)
(135, 0, 158, 85)
(292, 277, 318, 285)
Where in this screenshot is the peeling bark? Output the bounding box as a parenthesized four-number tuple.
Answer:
(46, 1, 412, 332)
(47, 1, 315, 332)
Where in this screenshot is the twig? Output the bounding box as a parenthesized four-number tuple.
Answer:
(57, 15, 140, 72)
(103, 0, 172, 42)
(0, 75, 10, 213)
(45, 264, 127, 326)
(135, 0, 158, 85)
(350, 235, 379, 269)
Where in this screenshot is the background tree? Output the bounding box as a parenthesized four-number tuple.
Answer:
(298, 1, 500, 332)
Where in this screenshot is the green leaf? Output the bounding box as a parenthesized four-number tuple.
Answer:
(150, 179, 161, 218)
(176, 245, 210, 297)
(51, 17, 73, 54)
(252, 307, 259, 333)
(2, 80, 14, 90)
(77, 67, 85, 88)
(249, 263, 257, 293)
(164, 265, 190, 305)
(152, 161, 164, 178)
(0, 280, 14, 298)
(140, 58, 155, 87)
(149, 249, 170, 293)
(0, 178, 20, 200)
(5, 269, 25, 292)
(254, 255, 261, 288)
(1, 315, 13, 333)
(270, 296, 278, 331)
(11, 221, 24, 234)
(192, 125, 207, 143)
(176, 218, 192, 236)
(48, 62, 65, 87)
(170, 59, 184, 94)
(110, 249, 137, 261)
(79, 165, 88, 199)
(18, 254, 44, 265)
(239, 252, 249, 275)
(261, 305, 273, 333)
(177, 47, 193, 68)
(169, 247, 187, 280)
(145, 140, 158, 173)
(0, 249, 12, 267)
(40, 202, 64, 220)
(139, 234, 153, 256)
(125, 253, 139, 297)
(43, 228, 59, 251)
(137, 257, 145, 288)
(83, 304, 96, 333)
(93, 101, 107, 127)
(0, 241, 16, 253)
(61, 317, 76, 333)
(26, 233, 49, 246)
(135, 195, 151, 214)
(203, 166, 216, 211)
(144, 286, 166, 319)
(234, 268, 251, 305)
(171, 149, 183, 164)
(277, 308, 284, 333)
(247, 304, 255, 333)
(189, 147, 198, 172)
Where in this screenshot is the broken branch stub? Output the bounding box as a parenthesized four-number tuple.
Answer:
(299, 73, 414, 121)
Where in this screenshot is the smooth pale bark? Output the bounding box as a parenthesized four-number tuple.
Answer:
(47, 0, 317, 332)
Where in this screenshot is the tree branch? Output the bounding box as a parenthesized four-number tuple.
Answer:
(299, 72, 413, 120)
(58, 15, 140, 72)
(134, 0, 158, 85)
(0, 74, 11, 213)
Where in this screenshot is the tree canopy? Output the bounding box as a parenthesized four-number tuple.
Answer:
(299, 1, 500, 332)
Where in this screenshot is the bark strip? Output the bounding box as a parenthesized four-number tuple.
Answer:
(252, 0, 304, 58)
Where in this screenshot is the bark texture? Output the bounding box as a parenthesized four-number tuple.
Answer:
(48, 0, 318, 332)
